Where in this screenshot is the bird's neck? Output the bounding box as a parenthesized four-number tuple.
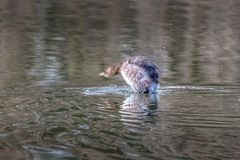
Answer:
(114, 65, 121, 75)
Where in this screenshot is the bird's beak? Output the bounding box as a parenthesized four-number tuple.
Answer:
(99, 72, 105, 76)
(99, 72, 109, 78)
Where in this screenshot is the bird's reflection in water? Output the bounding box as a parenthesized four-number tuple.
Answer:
(120, 93, 159, 134)
(121, 93, 159, 116)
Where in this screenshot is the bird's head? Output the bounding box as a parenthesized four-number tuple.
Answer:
(99, 65, 120, 78)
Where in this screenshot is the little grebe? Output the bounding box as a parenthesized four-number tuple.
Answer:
(99, 55, 159, 93)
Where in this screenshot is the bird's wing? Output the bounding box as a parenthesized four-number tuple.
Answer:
(120, 63, 151, 92)
(127, 56, 159, 81)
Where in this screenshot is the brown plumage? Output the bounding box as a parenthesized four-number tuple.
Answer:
(99, 55, 159, 93)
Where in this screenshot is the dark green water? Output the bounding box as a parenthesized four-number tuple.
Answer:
(0, 0, 240, 159)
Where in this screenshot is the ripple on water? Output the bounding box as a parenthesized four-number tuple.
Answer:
(1, 84, 240, 160)
(79, 124, 90, 130)
(0, 142, 31, 160)
(23, 145, 76, 160)
(56, 130, 82, 147)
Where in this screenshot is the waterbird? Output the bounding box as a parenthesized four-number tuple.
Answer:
(99, 55, 159, 93)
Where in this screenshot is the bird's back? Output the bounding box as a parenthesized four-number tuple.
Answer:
(120, 56, 159, 93)
(126, 56, 159, 82)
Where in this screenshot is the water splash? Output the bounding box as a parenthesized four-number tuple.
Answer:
(80, 85, 131, 96)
